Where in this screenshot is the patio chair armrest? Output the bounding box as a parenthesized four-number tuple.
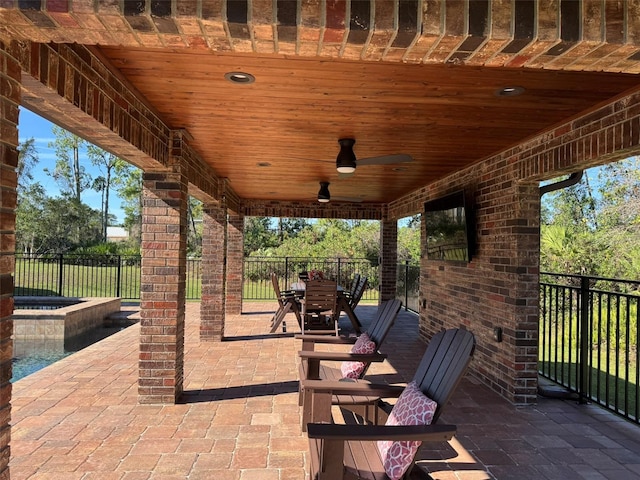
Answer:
(295, 333, 357, 347)
(301, 379, 405, 398)
(298, 350, 387, 363)
(307, 422, 456, 442)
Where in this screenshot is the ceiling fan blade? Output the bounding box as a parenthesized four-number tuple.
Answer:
(358, 153, 413, 166)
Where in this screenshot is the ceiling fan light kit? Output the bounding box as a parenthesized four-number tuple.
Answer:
(317, 182, 331, 203)
(336, 138, 357, 173)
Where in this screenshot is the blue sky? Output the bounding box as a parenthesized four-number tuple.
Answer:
(18, 107, 126, 223)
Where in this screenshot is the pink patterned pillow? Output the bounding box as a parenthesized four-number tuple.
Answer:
(377, 381, 438, 480)
(340, 332, 376, 379)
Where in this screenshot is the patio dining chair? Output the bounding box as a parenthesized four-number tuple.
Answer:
(301, 279, 339, 335)
(303, 327, 476, 480)
(269, 272, 302, 333)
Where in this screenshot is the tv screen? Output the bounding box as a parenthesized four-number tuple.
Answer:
(424, 190, 472, 262)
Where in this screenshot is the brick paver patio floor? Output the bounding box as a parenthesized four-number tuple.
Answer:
(9, 302, 640, 479)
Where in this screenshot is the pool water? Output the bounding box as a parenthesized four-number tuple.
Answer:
(11, 324, 133, 382)
(12, 350, 73, 380)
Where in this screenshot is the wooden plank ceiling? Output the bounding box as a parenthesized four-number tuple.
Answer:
(97, 47, 640, 205)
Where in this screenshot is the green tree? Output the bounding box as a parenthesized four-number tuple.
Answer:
(541, 159, 640, 280)
(594, 157, 640, 280)
(244, 217, 278, 255)
(17, 137, 38, 194)
(116, 168, 143, 245)
(540, 171, 601, 275)
(45, 126, 90, 203)
(17, 191, 102, 254)
(276, 218, 310, 242)
(398, 222, 420, 263)
(188, 198, 203, 256)
(87, 146, 135, 241)
(16, 183, 47, 254)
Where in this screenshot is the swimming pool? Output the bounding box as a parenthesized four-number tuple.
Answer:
(12, 321, 137, 382)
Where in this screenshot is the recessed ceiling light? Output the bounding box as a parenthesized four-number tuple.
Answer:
(496, 86, 525, 97)
(225, 72, 255, 84)
(257, 162, 271, 167)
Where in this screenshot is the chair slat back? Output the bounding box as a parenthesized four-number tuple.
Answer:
(366, 299, 402, 347)
(412, 328, 475, 423)
(348, 274, 361, 298)
(304, 279, 338, 313)
(271, 272, 285, 306)
(349, 276, 368, 309)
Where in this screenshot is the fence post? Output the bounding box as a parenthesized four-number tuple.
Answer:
(337, 258, 341, 284)
(579, 276, 590, 404)
(405, 260, 409, 310)
(57, 253, 64, 297)
(285, 257, 289, 285)
(116, 255, 122, 298)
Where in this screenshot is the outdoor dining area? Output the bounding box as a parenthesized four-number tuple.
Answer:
(9, 300, 640, 479)
(270, 271, 368, 335)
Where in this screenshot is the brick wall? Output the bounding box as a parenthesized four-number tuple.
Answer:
(139, 168, 188, 404)
(0, 41, 19, 480)
(388, 86, 640, 405)
(200, 202, 227, 341)
(242, 200, 383, 220)
(226, 213, 244, 315)
(5, 2, 640, 73)
(379, 218, 397, 302)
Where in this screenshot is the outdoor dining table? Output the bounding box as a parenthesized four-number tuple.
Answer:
(291, 282, 362, 334)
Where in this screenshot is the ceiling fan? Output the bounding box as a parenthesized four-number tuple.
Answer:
(317, 182, 363, 203)
(335, 138, 412, 175)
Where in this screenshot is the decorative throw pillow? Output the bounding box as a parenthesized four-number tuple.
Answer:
(340, 332, 376, 379)
(377, 381, 438, 480)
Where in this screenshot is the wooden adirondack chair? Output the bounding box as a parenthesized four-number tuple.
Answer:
(297, 299, 403, 429)
(347, 275, 368, 311)
(346, 274, 360, 300)
(303, 327, 476, 480)
(269, 272, 302, 333)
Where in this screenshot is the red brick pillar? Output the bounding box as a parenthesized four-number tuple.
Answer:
(138, 170, 188, 404)
(0, 42, 19, 480)
(226, 212, 244, 315)
(379, 218, 398, 302)
(200, 202, 227, 340)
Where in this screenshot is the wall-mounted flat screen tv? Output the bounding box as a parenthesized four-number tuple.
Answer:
(424, 190, 473, 262)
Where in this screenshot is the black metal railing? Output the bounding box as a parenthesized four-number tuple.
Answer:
(396, 261, 419, 312)
(243, 256, 381, 302)
(540, 272, 640, 424)
(14, 253, 202, 300)
(14, 254, 419, 309)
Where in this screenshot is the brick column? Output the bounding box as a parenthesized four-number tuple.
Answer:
(379, 218, 398, 302)
(139, 170, 188, 404)
(200, 202, 227, 340)
(226, 212, 244, 315)
(0, 42, 19, 480)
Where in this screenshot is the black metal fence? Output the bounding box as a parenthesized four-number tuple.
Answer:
(14, 253, 202, 300)
(539, 272, 640, 424)
(14, 253, 420, 310)
(243, 256, 381, 302)
(396, 261, 420, 312)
